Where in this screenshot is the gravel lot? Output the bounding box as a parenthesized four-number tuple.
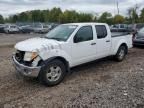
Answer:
(0, 34, 144, 108)
(0, 33, 41, 47)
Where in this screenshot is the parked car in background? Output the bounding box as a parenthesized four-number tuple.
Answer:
(12, 23, 133, 86)
(33, 24, 50, 33)
(0, 24, 5, 33)
(128, 23, 144, 33)
(19, 25, 34, 34)
(4, 24, 20, 33)
(110, 24, 128, 32)
(49, 23, 60, 31)
(133, 27, 144, 47)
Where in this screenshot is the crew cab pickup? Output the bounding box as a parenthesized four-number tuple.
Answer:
(12, 23, 133, 86)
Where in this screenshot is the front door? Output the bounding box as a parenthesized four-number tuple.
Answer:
(71, 26, 97, 66)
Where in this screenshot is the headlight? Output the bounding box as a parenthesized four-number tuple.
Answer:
(24, 52, 38, 61)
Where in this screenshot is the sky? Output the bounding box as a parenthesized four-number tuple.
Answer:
(0, 0, 144, 17)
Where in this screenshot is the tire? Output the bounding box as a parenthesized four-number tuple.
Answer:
(6, 30, 9, 34)
(39, 59, 66, 86)
(115, 45, 127, 62)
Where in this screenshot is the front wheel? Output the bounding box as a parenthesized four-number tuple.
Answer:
(39, 59, 66, 86)
(115, 45, 127, 62)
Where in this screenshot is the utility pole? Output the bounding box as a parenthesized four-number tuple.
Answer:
(116, 0, 120, 15)
(134, 0, 138, 23)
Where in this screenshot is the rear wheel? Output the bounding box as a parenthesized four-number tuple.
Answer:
(39, 59, 66, 86)
(115, 45, 127, 62)
(6, 30, 9, 34)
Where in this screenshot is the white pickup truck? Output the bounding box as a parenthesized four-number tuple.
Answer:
(12, 23, 132, 86)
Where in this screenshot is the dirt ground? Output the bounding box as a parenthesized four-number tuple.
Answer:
(0, 33, 41, 47)
(0, 34, 144, 108)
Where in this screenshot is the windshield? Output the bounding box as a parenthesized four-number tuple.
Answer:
(136, 27, 144, 37)
(136, 24, 144, 30)
(34, 25, 42, 28)
(45, 25, 77, 41)
(139, 27, 144, 33)
(11, 26, 16, 28)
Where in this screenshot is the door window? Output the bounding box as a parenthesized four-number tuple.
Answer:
(95, 25, 107, 39)
(74, 26, 93, 43)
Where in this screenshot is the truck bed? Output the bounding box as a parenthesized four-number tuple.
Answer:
(111, 32, 130, 37)
(111, 32, 133, 55)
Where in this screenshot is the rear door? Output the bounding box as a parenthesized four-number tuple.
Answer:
(95, 25, 111, 57)
(71, 25, 97, 65)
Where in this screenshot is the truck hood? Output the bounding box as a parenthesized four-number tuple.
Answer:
(15, 37, 62, 52)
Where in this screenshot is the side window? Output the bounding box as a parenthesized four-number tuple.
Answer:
(43, 26, 48, 28)
(113, 25, 118, 28)
(95, 25, 107, 39)
(74, 26, 93, 43)
(120, 24, 125, 28)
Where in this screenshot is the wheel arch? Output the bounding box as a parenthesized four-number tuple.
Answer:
(114, 40, 128, 55)
(120, 43, 128, 54)
(41, 56, 70, 73)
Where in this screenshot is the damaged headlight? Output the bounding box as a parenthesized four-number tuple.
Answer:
(24, 52, 38, 61)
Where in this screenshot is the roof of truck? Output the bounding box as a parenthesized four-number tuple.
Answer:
(63, 23, 107, 26)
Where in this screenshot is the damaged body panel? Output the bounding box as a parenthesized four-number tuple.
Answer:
(13, 37, 72, 77)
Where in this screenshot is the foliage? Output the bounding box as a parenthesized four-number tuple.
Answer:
(114, 15, 125, 24)
(0, 15, 4, 23)
(1, 6, 144, 25)
(127, 5, 139, 24)
(140, 8, 144, 23)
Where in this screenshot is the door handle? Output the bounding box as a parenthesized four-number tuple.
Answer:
(91, 43, 96, 45)
(106, 40, 110, 42)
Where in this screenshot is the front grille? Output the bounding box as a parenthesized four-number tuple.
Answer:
(15, 50, 25, 63)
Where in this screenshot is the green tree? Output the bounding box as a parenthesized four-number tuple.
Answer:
(60, 10, 79, 23)
(5, 8, 96, 23)
(31, 10, 41, 22)
(18, 12, 29, 22)
(8, 7, 144, 24)
(49, 8, 62, 22)
(98, 12, 113, 24)
(78, 13, 93, 22)
(42, 10, 50, 22)
(0, 14, 4, 23)
(93, 16, 97, 22)
(140, 8, 144, 23)
(127, 5, 139, 23)
(114, 15, 125, 24)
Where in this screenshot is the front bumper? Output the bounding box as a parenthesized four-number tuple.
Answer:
(12, 56, 41, 77)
